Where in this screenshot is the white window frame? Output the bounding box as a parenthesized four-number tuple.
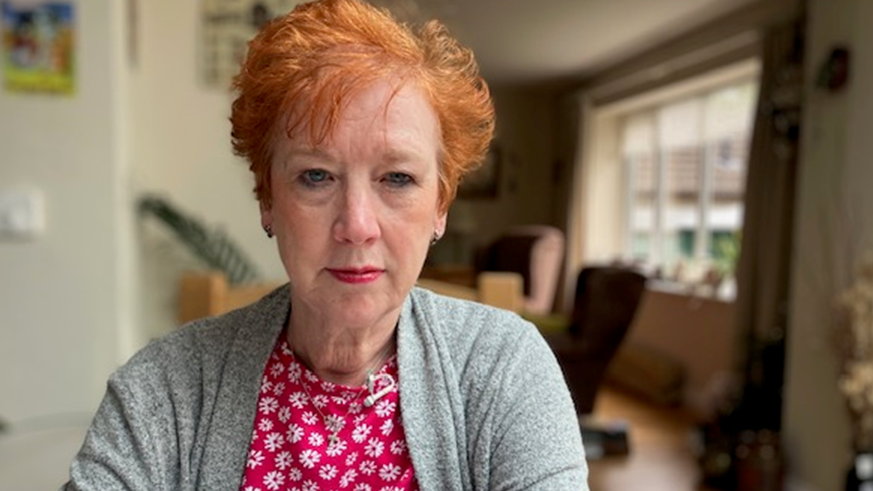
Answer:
(577, 59, 760, 282)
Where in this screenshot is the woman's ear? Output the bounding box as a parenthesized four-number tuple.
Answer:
(260, 201, 273, 234)
(434, 211, 447, 239)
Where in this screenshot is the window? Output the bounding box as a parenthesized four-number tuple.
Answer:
(621, 79, 757, 281)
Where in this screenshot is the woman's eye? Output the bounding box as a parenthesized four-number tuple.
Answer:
(384, 172, 413, 187)
(300, 169, 330, 186)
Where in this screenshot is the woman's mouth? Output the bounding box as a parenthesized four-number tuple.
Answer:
(327, 267, 384, 284)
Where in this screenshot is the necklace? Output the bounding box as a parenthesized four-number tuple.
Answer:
(300, 373, 369, 446)
(295, 347, 396, 447)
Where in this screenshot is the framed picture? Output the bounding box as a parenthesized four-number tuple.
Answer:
(459, 145, 501, 199)
(1, 1, 76, 95)
(199, 0, 303, 88)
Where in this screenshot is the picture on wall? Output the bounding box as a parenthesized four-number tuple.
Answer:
(1, 0, 75, 94)
(458, 145, 502, 199)
(199, 0, 303, 89)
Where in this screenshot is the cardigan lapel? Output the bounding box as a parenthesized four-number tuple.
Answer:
(197, 286, 290, 490)
(398, 290, 469, 491)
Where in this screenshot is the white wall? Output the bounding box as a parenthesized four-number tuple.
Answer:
(625, 287, 736, 417)
(0, 0, 128, 424)
(128, 0, 286, 350)
(784, 0, 873, 489)
(441, 87, 558, 256)
(0, 0, 293, 427)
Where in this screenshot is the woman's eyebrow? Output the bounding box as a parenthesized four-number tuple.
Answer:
(282, 147, 335, 165)
(381, 148, 429, 165)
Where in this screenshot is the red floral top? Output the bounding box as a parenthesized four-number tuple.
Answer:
(239, 334, 419, 491)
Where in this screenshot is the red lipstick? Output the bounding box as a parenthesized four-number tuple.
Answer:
(327, 267, 384, 284)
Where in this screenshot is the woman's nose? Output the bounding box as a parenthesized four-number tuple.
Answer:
(333, 186, 381, 245)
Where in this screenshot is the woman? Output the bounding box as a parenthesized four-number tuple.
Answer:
(63, 0, 588, 489)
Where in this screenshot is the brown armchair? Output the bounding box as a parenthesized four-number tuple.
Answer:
(544, 266, 648, 415)
(475, 225, 565, 315)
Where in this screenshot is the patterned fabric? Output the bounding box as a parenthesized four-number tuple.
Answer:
(240, 334, 419, 491)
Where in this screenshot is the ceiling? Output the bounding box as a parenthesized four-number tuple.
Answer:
(374, 0, 762, 85)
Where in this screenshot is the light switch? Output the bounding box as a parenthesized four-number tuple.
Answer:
(0, 189, 45, 239)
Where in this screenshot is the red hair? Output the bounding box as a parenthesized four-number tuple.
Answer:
(230, 0, 495, 212)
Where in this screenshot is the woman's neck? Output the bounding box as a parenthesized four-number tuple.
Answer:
(285, 309, 398, 387)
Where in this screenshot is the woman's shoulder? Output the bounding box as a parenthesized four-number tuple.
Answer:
(410, 284, 527, 322)
(404, 287, 567, 409)
(119, 285, 289, 379)
(407, 286, 544, 356)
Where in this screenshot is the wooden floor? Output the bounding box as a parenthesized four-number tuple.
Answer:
(587, 384, 714, 491)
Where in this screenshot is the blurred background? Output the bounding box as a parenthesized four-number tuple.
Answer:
(1, 0, 870, 490)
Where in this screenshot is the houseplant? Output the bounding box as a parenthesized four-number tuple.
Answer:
(835, 250, 873, 490)
(138, 195, 261, 286)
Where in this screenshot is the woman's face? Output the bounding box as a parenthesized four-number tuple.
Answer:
(263, 80, 446, 330)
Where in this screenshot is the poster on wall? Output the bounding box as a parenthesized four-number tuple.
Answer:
(199, 0, 302, 89)
(1, 1, 75, 95)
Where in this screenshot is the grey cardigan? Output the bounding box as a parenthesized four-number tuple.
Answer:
(64, 286, 588, 490)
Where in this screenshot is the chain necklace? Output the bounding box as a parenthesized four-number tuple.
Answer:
(300, 373, 369, 446)
(295, 348, 396, 447)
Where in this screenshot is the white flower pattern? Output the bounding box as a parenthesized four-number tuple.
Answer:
(238, 338, 417, 491)
(308, 432, 325, 447)
(359, 460, 376, 476)
(389, 440, 406, 456)
(380, 419, 393, 436)
(345, 451, 359, 467)
(319, 463, 338, 480)
(301, 411, 318, 426)
(286, 423, 304, 444)
(364, 438, 384, 458)
(288, 363, 301, 382)
(374, 400, 395, 418)
(247, 450, 265, 469)
(272, 381, 285, 396)
(259, 397, 279, 414)
(260, 376, 273, 394)
(326, 438, 348, 457)
(275, 451, 293, 470)
(340, 468, 358, 488)
(288, 392, 306, 409)
(264, 432, 284, 453)
(352, 423, 371, 443)
(379, 463, 401, 481)
(263, 470, 284, 490)
(299, 449, 321, 469)
(278, 406, 292, 423)
(312, 394, 329, 409)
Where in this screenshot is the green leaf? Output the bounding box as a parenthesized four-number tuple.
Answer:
(138, 195, 261, 285)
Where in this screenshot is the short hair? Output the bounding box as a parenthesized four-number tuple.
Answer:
(230, 0, 495, 213)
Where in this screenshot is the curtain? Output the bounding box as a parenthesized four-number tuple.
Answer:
(558, 94, 592, 314)
(731, 16, 805, 430)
